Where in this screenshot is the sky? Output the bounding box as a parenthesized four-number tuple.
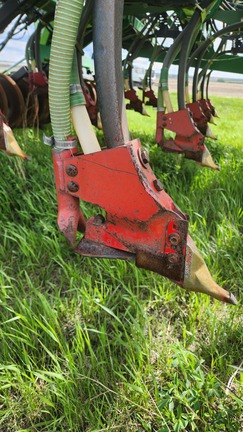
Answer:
(0, 24, 32, 63)
(0, 24, 242, 80)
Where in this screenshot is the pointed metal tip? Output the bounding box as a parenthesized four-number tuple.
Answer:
(201, 145, 219, 171)
(142, 106, 150, 117)
(209, 115, 216, 125)
(206, 125, 217, 140)
(183, 236, 236, 305)
(228, 293, 238, 305)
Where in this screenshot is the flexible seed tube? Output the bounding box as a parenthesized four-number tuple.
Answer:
(49, 0, 84, 142)
(49, 0, 100, 153)
(70, 53, 101, 153)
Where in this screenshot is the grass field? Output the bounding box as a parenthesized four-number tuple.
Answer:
(0, 96, 242, 431)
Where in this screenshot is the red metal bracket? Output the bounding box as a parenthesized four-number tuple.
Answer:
(125, 89, 145, 115)
(28, 71, 48, 94)
(142, 89, 158, 107)
(156, 108, 205, 163)
(197, 98, 212, 122)
(52, 139, 189, 285)
(186, 101, 208, 135)
(206, 98, 218, 118)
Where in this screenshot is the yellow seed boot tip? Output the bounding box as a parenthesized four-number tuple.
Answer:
(142, 105, 150, 117)
(209, 115, 216, 125)
(183, 236, 237, 305)
(205, 124, 217, 139)
(200, 145, 220, 171)
(228, 293, 238, 305)
(3, 122, 30, 160)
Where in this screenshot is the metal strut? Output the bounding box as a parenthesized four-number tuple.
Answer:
(93, 0, 129, 148)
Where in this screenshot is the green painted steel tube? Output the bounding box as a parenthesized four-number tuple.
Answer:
(49, 0, 84, 142)
(70, 53, 85, 107)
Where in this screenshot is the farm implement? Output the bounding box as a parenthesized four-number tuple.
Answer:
(0, 0, 242, 304)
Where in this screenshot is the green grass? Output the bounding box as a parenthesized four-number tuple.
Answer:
(0, 96, 242, 431)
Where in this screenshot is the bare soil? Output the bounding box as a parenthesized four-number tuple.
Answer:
(166, 78, 243, 98)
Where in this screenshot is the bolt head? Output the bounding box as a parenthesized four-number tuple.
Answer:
(66, 164, 78, 177)
(141, 150, 150, 164)
(138, 148, 150, 167)
(93, 214, 106, 225)
(153, 179, 163, 192)
(67, 181, 79, 193)
(167, 253, 179, 264)
(169, 233, 181, 246)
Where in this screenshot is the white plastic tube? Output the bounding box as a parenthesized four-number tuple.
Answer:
(71, 105, 101, 154)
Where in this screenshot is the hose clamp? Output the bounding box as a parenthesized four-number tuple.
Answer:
(43, 134, 77, 150)
(43, 134, 54, 146)
(70, 83, 82, 94)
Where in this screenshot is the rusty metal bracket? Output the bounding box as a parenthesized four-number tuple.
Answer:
(143, 89, 158, 107)
(52, 138, 234, 304)
(125, 89, 147, 115)
(53, 139, 188, 285)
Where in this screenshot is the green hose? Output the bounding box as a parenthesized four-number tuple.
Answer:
(70, 53, 85, 107)
(49, 0, 84, 142)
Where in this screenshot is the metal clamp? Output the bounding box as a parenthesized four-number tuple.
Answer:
(70, 83, 82, 94)
(43, 134, 77, 150)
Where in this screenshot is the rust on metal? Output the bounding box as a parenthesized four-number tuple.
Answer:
(0, 74, 25, 128)
(76, 238, 135, 260)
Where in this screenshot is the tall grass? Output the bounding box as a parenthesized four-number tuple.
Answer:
(0, 97, 242, 431)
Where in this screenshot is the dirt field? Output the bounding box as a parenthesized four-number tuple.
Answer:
(1, 62, 242, 98)
(207, 81, 243, 98)
(166, 78, 243, 98)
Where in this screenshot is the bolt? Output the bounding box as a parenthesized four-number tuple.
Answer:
(93, 214, 106, 225)
(141, 150, 150, 164)
(167, 253, 179, 264)
(67, 181, 79, 193)
(153, 179, 163, 191)
(162, 122, 167, 127)
(163, 116, 167, 121)
(138, 148, 150, 167)
(169, 233, 181, 246)
(66, 164, 78, 177)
